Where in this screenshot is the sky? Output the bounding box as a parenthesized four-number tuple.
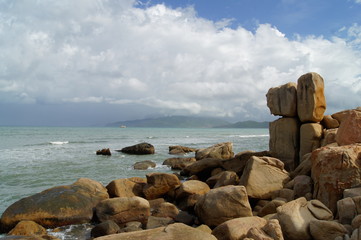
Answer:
(0, 0, 360, 126)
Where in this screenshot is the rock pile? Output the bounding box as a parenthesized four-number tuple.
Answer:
(1, 72, 361, 240)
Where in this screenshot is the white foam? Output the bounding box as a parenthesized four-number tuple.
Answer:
(50, 141, 69, 145)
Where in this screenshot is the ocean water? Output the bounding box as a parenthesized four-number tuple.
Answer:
(0, 126, 269, 239)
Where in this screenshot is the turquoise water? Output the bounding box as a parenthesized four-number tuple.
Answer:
(0, 126, 269, 238)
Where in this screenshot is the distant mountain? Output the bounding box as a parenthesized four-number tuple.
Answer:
(216, 120, 269, 128)
(106, 116, 269, 128)
(106, 116, 231, 128)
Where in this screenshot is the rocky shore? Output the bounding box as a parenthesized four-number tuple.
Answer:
(1, 72, 361, 240)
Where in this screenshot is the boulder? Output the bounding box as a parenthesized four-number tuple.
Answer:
(290, 153, 312, 178)
(293, 175, 313, 198)
(174, 211, 196, 226)
(297, 72, 326, 123)
(271, 188, 295, 202)
(143, 173, 181, 200)
(311, 144, 361, 213)
(262, 219, 284, 240)
(181, 158, 222, 180)
(336, 109, 361, 145)
(0, 178, 109, 232)
(212, 216, 267, 240)
(175, 180, 210, 200)
(239, 156, 290, 199)
(321, 128, 337, 147)
(168, 146, 196, 155)
(120, 143, 155, 155)
(8, 220, 47, 236)
(150, 202, 179, 219)
(337, 197, 357, 225)
(221, 150, 271, 174)
(299, 123, 323, 160)
(162, 157, 196, 170)
(95, 196, 150, 225)
(93, 223, 217, 240)
(106, 177, 146, 198)
(194, 185, 252, 227)
(120, 221, 143, 233)
(213, 171, 239, 188)
(269, 117, 300, 170)
(266, 82, 297, 117)
(146, 216, 174, 229)
(344, 187, 361, 198)
(195, 142, 234, 160)
(133, 160, 156, 170)
(275, 197, 333, 240)
(96, 148, 111, 156)
(91, 220, 121, 238)
(258, 198, 286, 217)
(321, 115, 339, 129)
(246, 227, 273, 240)
(309, 220, 348, 240)
(352, 214, 361, 229)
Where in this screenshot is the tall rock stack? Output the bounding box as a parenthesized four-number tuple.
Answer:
(266, 72, 326, 170)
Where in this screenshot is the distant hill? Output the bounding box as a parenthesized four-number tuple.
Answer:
(216, 120, 269, 128)
(106, 116, 269, 128)
(106, 116, 231, 128)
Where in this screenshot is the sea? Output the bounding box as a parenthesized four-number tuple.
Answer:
(0, 126, 269, 239)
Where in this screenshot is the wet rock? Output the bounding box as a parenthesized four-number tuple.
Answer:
(96, 148, 111, 156)
(133, 160, 156, 170)
(168, 146, 196, 155)
(120, 143, 155, 155)
(162, 157, 196, 170)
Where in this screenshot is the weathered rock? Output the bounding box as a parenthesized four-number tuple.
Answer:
(337, 197, 357, 225)
(332, 109, 356, 123)
(351, 227, 361, 240)
(271, 189, 295, 202)
(290, 153, 312, 178)
(344, 187, 361, 198)
(0, 178, 109, 232)
(162, 157, 196, 170)
(213, 171, 239, 188)
(311, 144, 361, 213)
(258, 198, 286, 217)
(8, 220, 47, 236)
(168, 146, 196, 155)
(321, 115, 339, 129)
(352, 214, 361, 229)
(106, 177, 146, 198)
(93, 223, 217, 240)
(266, 82, 297, 117)
(263, 219, 284, 240)
(246, 227, 273, 240)
(321, 128, 337, 147)
(95, 196, 150, 225)
(133, 160, 156, 170)
(120, 221, 143, 233)
(239, 156, 290, 199)
(150, 202, 179, 219)
(309, 220, 348, 240)
(181, 158, 222, 180)
(195, 142, 234, 160)
(299, 123, 323, 160)
(175, 180, 210, 200)
(194, 185, 252, 227)
(294, 175, 313, 198)
(275, 197, 333, 240)
(212, 216, 267, 240)
(91, 220, 121, 238)
(336, 109, 361, 146)
(221, 150, 271, 174)
(143, 173, 180, 200)
(96, 148, 111, 156)
(196, 224, 212, 234)
(120, 143, 155, 155)
(297, 72, 326, 123)
(146, 216, 174, 229)
(269, 117, 300, 170)
(174, 211, 195, 226)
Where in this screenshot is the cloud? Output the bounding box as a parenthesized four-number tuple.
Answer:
(0, 0, 360, 123)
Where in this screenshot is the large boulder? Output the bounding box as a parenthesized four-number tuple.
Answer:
(95, 196, 150, 225)
(266, 82, 297, 117)
(91, 220, 121, 238)
(297, 72, 326, 123)
(212, 217, 268, 240)
(195, 142, 234, 160)
(221, 150, 271, 174)
(321, 115, 339, 129)
(299, 123, 323, 161)
(120, 143, 155, 155)
(143, 173, 181, 200)
(0, 178, 109, 232)
(106, 177, 146, 198)
(162, 157, 196, 170)
(93, 223, 217, 240)
(309, 220, 348, 240)
(175, 180, 210, 200)
(194, 185, 252, 227)
(133, 160, 156, 170)
(275, 197, 333, 240)
(336, 109, 361, 146)
(239, 156, 290, 199)
(269, 117, 300, 170)
(181, 158, 223, 180)
(311, 144, 361, 213)
(7, 220, 47, 236)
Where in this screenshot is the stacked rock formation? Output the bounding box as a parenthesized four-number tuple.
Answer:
(267, 72, 326, 170)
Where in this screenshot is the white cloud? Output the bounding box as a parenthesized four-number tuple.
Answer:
(0, 0, 360, 121)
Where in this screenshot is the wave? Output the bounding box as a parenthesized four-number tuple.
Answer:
(49, 141, 69, 145)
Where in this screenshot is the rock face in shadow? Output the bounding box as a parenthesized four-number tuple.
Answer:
(0, 178, 109, 232)
(120, 143, 155, 155)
